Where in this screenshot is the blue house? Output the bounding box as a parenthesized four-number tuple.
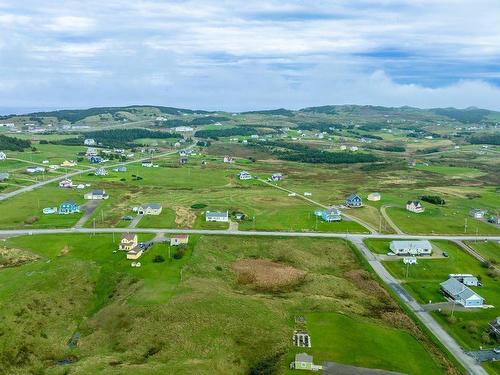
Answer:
(345, 193, 362, 208)
(89, 156, 103, 164)
(59, 201, 80, 214)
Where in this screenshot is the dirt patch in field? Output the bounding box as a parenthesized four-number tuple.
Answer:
(175, 206, 197, 228)
(0, 247, 39, 268)
(58, 245, 71, 257)
(232, 258, 306, 292)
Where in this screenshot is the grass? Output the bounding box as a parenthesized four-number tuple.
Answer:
(285, 312, 443, 375)
(0, 234, 453, 374)
(415, 164, 485, 178)
(465, 241, 500, 264)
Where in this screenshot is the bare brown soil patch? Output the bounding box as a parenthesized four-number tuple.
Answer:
(232, 258, 306, 292)
(175, 206, 197, 228)
(0, 246, 39, 268)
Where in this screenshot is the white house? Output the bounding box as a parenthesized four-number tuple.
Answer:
(142, 161, 153, 168)
(367, 192, 381, 201)
(86, 147, 98, 157)
(170, 234, 189, 246)
(84, 138, 96, 146)
(440, 277, 484, 308)
(26, 166, 45, 173)
(59, 179, 73, 188)
(138, 203, 162, 215)
(449, 274, 480, 287)
(205, 211, 229, 222)
(470, 209, 487, 219)
(238, 171, 252, 180)
(406, 200, 424, 213)
(95, 168, 107, 176)
(389, 240, 432, 256)
(340, 145, 347, 151)
(0, 151, 6, 160)
(270, 173, 283, 181)
(223, 156, 234, 163)
(350, 146, 359, 152)
(84, 189, 109, 200)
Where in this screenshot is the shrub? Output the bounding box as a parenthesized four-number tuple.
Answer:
(190, 203, 207, 209)
(120, 178, 126, 182)
(24, 216, 39, 224)
(153, 255, 165, 263)
(420, 195, 445, 205)
(173, 245, 187, 260)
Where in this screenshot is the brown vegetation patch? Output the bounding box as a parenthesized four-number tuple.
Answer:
(58, 245, 70, 257)
(232, 258, 306, 292)
(0, 246, 39, 268)
(175, 206, 197, 228)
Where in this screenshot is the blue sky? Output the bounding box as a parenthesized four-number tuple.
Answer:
(1, 0, 500, 112)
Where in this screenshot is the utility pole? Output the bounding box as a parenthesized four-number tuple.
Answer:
(101, 209, 104, 223)
(93, 218, 96, 236)
(464, 218, 468, 233)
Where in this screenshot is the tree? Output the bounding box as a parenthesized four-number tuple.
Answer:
(153, 255, 165, 263)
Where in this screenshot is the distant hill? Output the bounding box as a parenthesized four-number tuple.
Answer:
(241, 108, 295, 117)
(430, 107, 491, 123)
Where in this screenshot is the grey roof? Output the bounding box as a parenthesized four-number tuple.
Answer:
(206, 211, 228, 219)
(141, 203, 162, 209)
(441, 278, 482, 301)
(390, 240, 432, 251)
(295, 353, 313, 363)
(91, 189, 105, 195)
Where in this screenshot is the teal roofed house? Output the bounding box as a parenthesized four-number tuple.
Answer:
(59, 201, 80, 214)
(314, 208, 342, 222)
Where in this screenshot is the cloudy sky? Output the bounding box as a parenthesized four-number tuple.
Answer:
(1, 0, 500, 112)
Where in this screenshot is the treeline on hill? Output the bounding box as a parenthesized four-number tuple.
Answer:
(194, 127, 266, 140)
(52, 128, 180, 148)
(432, 108, 490, 123)
(26, 106, 212, 123)
(241, 108, 294, 117)
(296, 122, 343, 133)
(0, 134, 31, 151)
(366, 144, 406, 152)
(248, 140, 378, 164)
(299, 105, 337, 114)
(468, 133, 500, 145)
(156, 116, 230, 128)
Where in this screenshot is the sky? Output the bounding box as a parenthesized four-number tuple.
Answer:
(1, 0, 500, 113)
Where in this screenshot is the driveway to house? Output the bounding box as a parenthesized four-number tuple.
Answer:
(380, 205, 404, 234)
(467, 349, 500, 363)
(257, 178, 378, 234)
(74, 200, 102, 228)
(0, 145, 194, 202)
(128, 214, 143, 228)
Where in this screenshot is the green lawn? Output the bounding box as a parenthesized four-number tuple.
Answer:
(465, 241, 500, 264)
(415, 164, 485, 178)
(286, 312, 443, 375)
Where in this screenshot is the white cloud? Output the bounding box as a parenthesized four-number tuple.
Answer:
(44, 15, 96, 33)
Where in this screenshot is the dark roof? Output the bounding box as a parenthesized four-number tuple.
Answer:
(407, 200, 421, 205)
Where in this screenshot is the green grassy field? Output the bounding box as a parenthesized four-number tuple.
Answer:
(465, 241, 500, 264)
(415, 164, 485, 178)
(286, 312, 443, 375)
(0, 234, 454, 374)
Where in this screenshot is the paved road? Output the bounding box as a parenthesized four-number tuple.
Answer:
(0, 227, 499, 242)
(350, 238, 488, 375)
(0, 146, 193, 202)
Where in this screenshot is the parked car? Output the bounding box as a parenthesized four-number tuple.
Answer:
(386, 252, 396, 256)
(493, 347, 500, 354)
(442, 252, 449, 257)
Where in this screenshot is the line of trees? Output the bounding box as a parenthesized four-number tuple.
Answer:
(468, 133, 500, 145)
(194, 127, 262, 139)
(0, 135, 31, 151)
(52, 128, 180, 148)
(420, 195, 446, 205)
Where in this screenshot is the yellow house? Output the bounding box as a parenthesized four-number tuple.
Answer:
(127, 248, 143, 260)
(119, 233, 138, 251)
(61, 160, 77, 167)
